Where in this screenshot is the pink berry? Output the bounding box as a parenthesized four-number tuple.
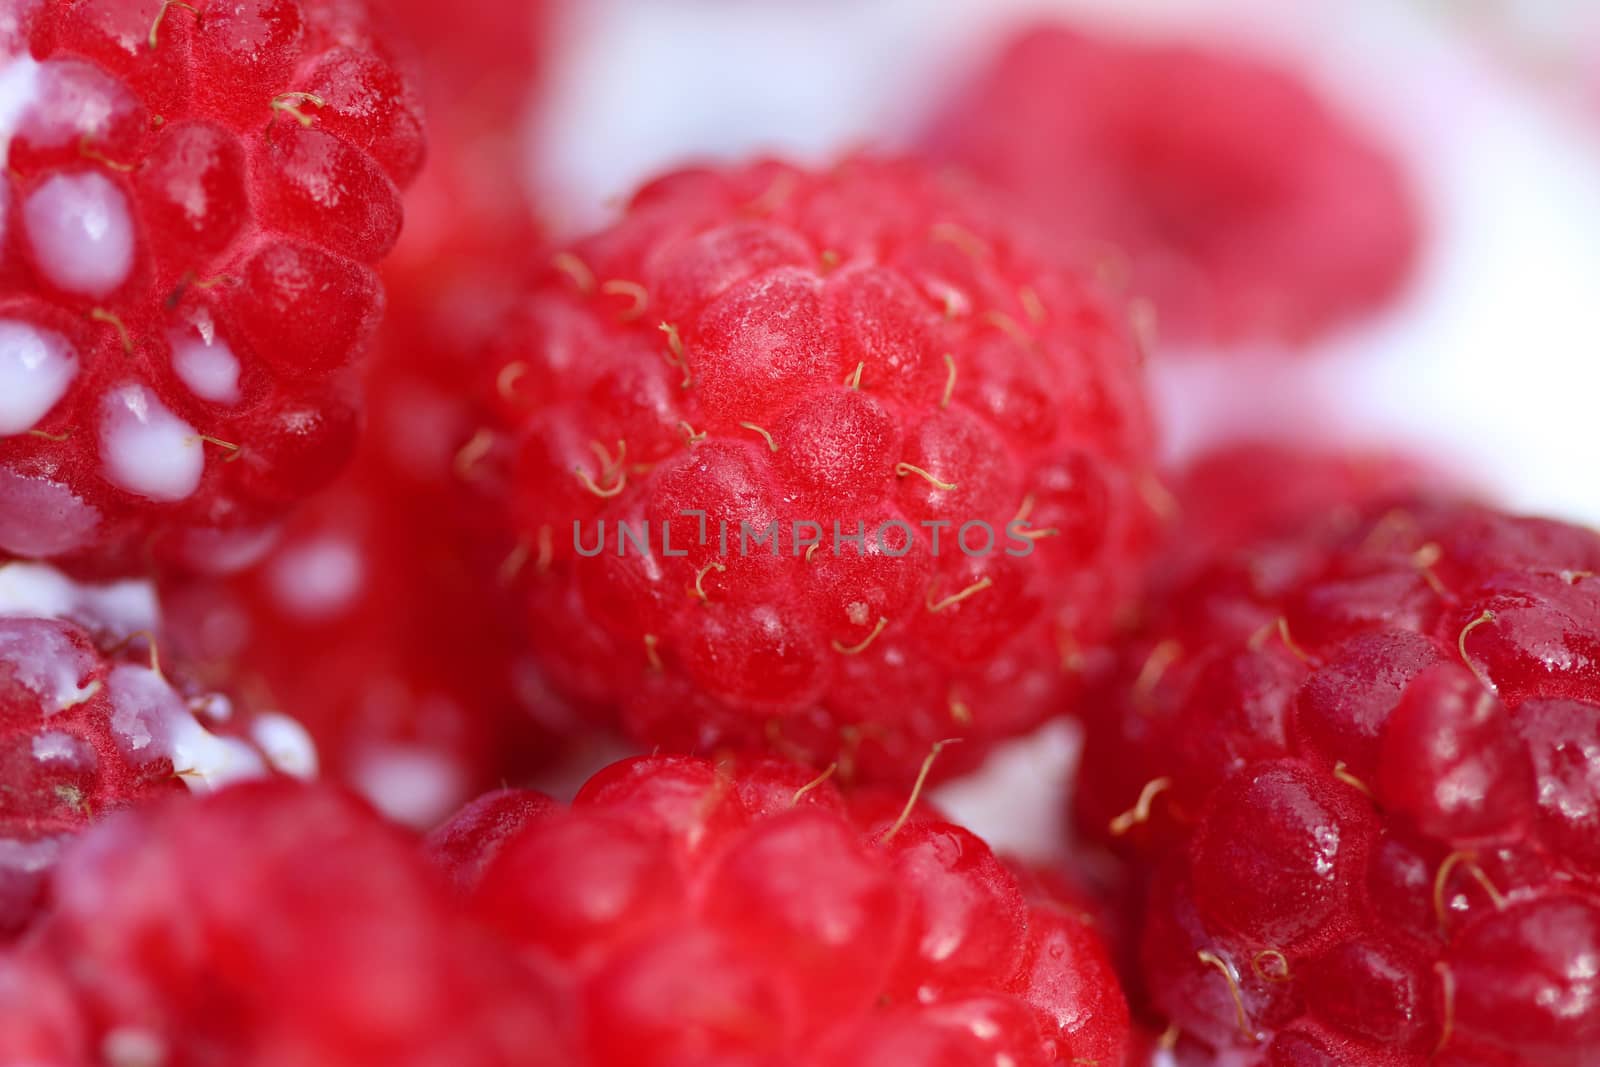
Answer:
(488, 156, 1161, 784)
(435, 752, 1132, 1067)
(0, 949, 90, 1064)
(923, 24, 1420, 347)
(0, 0, 423, 575)
(1075, 462, 1600, 1065)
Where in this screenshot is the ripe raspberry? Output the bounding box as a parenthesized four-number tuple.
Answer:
(7, 780, 565, 1066)
(1074, 480, 1600, 1064)
(160, 253, 552, 828)
(155, 0, 555, 827)
(0, 0, 424, 574)
(489, 156, 1160, 783)
(0, 559, 311, 939)
(922, 25, 1419, 347)
(434, 752, 1132, 1067)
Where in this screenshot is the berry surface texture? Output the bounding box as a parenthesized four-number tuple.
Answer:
(0, 0, 422, 574)
(490, 157, 1160, 784)
(1077, 487, 1600, 1066)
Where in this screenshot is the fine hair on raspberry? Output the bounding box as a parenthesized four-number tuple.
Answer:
(488, 156, 1160, 784)
(1076, 484, 1600, 1066)
(0, 0, 424, 575)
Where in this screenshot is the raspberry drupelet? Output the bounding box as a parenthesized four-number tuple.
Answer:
(0, 0, 424, 575)
(2, 780, 565, 1067)
(429, 752, 1133, 1067)
(1074, 480, 1600, 1065)
(923, 25, 1420, 348)
(488, 157, 1161, 784)
(0, 559, 313, 939)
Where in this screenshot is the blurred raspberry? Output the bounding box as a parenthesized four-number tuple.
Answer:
(1168, 440, 1433, 569)
(8, 780, 565, 1066)
(924, 24, 1420, 348)
(159, 252, 552, 827)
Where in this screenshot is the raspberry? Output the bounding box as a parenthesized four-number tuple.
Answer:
(434, 752, 1132, 1067)
(154, 0, 555, 827)
(160, 251, 552, 828)
(922, 25, 1420, 347)
(7, 780, 564, 1065)
(0, 0, 423, 575)
(0, 559, 313, 939)
(489, 157, 1159, 783)
(1074, 476, 1600, 1064)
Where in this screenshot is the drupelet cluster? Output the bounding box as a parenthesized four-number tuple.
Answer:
(1, 0, 423, 573)
(1076, 488, 1600, 1065)
(488, 157, 1161, 783)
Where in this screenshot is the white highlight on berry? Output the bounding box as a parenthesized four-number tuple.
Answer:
(0, 561, 310, 793)
(0, 467, 101, 558)
(172, 523, 280, 577)
(0, 618, 100, 713)
(191, 692, 232, 723)
(352, 745, 468, 828)
(99, 384, 205, 502)
(19, 58, 130, 150)
(32, 730, 96, 771)
(0, 319, 78, 435)
(22, 171, 135, 297)
(267, 536, 365, 621)
(169, 324, 242, 405)
(102, 1029, 167, 1067)
(251, 712, 319, 780)
(106, 664, 267, 790)
(0, 52, 41, 169)
(0, 561, 158, 637)
(0, 835, 63, 884)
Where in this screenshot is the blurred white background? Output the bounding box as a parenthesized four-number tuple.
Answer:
(528, 0, 1600, 856)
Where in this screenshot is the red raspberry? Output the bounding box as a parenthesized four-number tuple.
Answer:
(922, 25, 1420, 347)
(432, 752, 1132, 1067)
(7, 780, 564, 1066)
(160, 251, 554, 828)
(1074, 478, 1600, 1064)
(0, 559, 310, 939)
(0, 0, 424, 575)
(154, 0, 555, 826)
(489, 156, 1160, 783)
